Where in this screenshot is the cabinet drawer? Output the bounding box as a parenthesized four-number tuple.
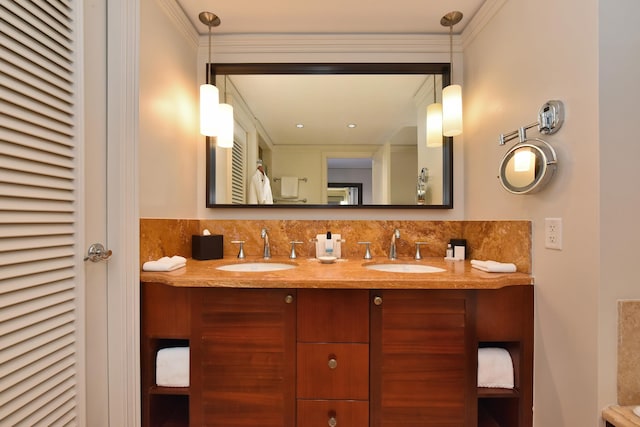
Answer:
(297, 343, 369, 399)
(297, 399, 369, 427)
(297, 289, 369, 343)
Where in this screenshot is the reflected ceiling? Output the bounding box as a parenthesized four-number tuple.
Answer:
(227, 74, 429, 147)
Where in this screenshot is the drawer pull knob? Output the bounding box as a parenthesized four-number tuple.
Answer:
(328, 416, 337, 427)
(285, 294, 294, 304)
(328, 358, 338, 369)
(374, 296, 383, 306)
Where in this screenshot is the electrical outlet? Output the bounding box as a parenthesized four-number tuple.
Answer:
(545, 218, 562, 250)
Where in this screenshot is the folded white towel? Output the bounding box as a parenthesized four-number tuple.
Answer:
(633, 406, 640, 418)
(471, 259, 517, 273)
(478, 347, 514, 389)
(280, 176, 299, 199)
(142, 256, 187, 272)
(156, 347, 189, 387)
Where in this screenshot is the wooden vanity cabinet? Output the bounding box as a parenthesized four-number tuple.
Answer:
(189, 287, 297, 427)
(370, 290, 477, 427)
(141, 283, 533, 427)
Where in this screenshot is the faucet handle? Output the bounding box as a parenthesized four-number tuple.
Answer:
(414, 241, 427, 260)
(289, 241, 303, 259)
(358, 241, 373, 260)
(231, 240, 245, 259)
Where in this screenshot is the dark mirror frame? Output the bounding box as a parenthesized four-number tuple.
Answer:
(206, 63, 453, 209)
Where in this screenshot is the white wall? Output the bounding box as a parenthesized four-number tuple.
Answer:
(598, 0, 640, 415)
(139, 0, 200, 218)
(464, 0, 640, 425)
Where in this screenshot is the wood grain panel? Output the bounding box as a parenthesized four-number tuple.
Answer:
(190, 288, 296, 427)
(297, 343, 369, 399)
(371, 290, 473, 427)
(297, 400, 369, 427)
(297, 289, 369, 343)
(142, 282, 190, 337)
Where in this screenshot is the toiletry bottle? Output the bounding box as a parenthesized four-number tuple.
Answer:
(325, 231, 333, 256)
(446, 243, 453, 258)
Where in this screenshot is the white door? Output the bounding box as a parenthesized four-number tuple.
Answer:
(1, 1, 90, 425)
(1, 1, 140, 425)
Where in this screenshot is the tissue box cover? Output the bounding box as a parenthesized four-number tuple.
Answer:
(192, 234, 223, 260)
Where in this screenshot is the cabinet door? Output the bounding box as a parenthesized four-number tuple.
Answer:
(370, 290, 475, 427)
(190, 288, 296, 427)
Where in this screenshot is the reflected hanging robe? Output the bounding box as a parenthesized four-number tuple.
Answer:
(248, 169, 273, 204)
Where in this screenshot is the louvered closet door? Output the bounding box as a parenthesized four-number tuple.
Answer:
(1, 1, 85, 425)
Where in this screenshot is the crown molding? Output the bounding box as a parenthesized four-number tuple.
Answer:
(210, 33, 452, 55)
(156, 0, 199, 47)
(461, 0, 508, 48)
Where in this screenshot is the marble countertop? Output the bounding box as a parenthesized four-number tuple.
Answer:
(140, 256, 534, 289)
(602, 405, 640, 426)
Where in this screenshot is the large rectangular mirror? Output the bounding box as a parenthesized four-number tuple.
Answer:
(207, 63, 453, 209)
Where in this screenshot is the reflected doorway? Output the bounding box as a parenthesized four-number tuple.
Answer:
(327, 182, 363, 205)
(327, 158, 373, 204)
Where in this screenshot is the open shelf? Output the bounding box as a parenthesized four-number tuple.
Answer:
(477, 387, 519, 398)
(149, 385, 190, 396)
(148, 394, 189, 427)
(475, 286, 534, 427)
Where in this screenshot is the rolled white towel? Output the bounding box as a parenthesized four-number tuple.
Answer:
(143, 256, 186, 272)
(471, 259, 517, 273)
(478, 347, 514, 389)
(156, 347, 190, 387)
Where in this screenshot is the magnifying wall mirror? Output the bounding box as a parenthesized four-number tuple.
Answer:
(499, 138, 557, 194)
(206, 63, 453, 209)
(497, 100, 563, 195)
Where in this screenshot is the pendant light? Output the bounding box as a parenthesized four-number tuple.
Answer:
(199, 12, 220, 137)
(441, 11, 463, 137)
(426, 75, 443, 147)
(216, 75, 235, 148)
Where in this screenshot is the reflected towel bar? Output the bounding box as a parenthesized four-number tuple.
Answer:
(274, 198, 307, 203)
(273, 177, 308, 182)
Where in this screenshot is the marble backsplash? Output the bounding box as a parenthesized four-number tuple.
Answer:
(140, 219, 532, 273)
(618, 300, 640, 405)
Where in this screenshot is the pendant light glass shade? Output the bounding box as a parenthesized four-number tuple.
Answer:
(441, 11, 463, 138)
(426, 102, 443, 147)
(442, 84, 463, 137)
(200, 83, 219, 136)
(216, 103, 234, 148)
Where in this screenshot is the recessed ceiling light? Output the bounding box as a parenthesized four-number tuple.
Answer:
(296, 123, 304, 128)
(347, 123, 357, 128)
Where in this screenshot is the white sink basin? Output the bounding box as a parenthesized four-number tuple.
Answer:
(365, 263, 446, 273)
(216, 262, 296, 272)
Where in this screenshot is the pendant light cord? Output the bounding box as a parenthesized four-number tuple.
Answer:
(449, 24, 453, 83)
(207, 25, 212, 84)
(433, 75, 437, 103)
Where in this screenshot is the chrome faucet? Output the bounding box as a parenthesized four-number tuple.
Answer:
(389, 228, 400, 260)
(261, 228, 271, 259)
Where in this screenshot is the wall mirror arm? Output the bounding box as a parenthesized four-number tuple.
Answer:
(499, 100, 564, 145)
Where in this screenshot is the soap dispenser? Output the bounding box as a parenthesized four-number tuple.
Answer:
(325, 231, 334, 256)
